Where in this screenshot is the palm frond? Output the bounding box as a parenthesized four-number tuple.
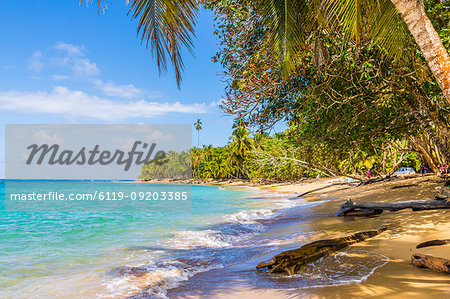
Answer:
(323, 0, 407, 58)
(324, 0, 362, 43)
(257, 0, 312, 76)
(81, 0, 109, 12)
(128, 0, 198, 88)
(90, 0, 198, 88)
(366, 0, 407, 58)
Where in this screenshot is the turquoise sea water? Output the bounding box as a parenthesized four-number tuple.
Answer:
(0, 181, 395, 298)
(0, 181, 293, 298)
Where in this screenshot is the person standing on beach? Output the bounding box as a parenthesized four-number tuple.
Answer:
(420, 164, 426, 176)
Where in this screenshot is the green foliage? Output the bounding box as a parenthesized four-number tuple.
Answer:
(139, 150, 191, 179)
(210, 0, 449, 171)
(228, 122, 253, 177)
(425, 0, 450, 49)
(140, 129, 423, 182)
(191, 145, 233, 179)
(138, 0, 446, 181)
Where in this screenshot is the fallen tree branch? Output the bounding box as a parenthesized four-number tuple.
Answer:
(336, 199, 450, 216)
(296, 176, 401, 198)
(354, 175, 398, 187)
(252, 151, 365, 181)
(411, 253, 450, 274)
(256, 228, 386, 275)
(416, 239, 450, 249)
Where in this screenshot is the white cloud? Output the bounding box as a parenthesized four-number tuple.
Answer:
(53, 42, 83, 56)
(0, 87, 209, 121)
(52, 74, 70, 80)
(51, 42, 99, 77)
(73, 58, 99, 76)
(28, 51, 44, 72)
(93, 79, 150, 99)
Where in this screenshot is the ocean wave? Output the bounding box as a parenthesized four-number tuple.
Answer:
(163, 197, 326, 250)
(163, 209, 273, 250)
(164, 230, 237, 249)
(223, 208, 275, 224)
(244, 192, 298, 199)
(107, 193, 329, 298)
(103, 259, 216, 299)
(277, 249, 390, 288)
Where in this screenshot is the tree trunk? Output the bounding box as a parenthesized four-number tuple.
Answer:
(390, 0, 450, 103)
(410, 136, 439, 172)
(408, 107, 450, 162)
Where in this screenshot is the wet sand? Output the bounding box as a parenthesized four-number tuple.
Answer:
(168, 176, 450, 298)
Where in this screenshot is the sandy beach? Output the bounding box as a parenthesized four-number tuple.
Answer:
(167, 175, 450, 298)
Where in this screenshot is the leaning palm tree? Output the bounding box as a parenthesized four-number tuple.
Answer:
(91, 0, 449, 103)
(194, 118, 202, 147)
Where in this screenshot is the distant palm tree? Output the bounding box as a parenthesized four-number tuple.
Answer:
(93, 0, 450, 103)
(228, 121, 253, 178)
(194, 118, 202, 147)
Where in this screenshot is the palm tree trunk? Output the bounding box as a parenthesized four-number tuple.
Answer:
(197, 130, 200, 148)
(390, 0, 450, 103)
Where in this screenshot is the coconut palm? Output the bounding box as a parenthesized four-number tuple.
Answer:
(92, 0, 449, 103)
(194, 118, 202, 147)
(228, 121, 253, 178)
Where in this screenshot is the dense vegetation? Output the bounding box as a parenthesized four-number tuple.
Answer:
(140, 0, 449, 181)
(140, 123, 422, 181)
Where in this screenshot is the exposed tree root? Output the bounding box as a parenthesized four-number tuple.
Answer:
(411, 253, 450, 274)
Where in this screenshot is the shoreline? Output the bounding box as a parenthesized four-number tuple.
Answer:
(2, 177, 448, 298)
(166, 175, 450, 298)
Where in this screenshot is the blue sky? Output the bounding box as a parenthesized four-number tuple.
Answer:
(0, 1, 286, 178)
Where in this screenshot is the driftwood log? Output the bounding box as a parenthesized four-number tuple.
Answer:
(256, 228, 386, 275)
(417, 239, 450, 249)
(411, 253, 450, 274)
(336, 199, 450, 216)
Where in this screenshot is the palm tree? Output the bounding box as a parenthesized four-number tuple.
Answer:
(194, 118, 202, 147)
(92, 0, 449, 103)
(228, 121, 253, 178)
